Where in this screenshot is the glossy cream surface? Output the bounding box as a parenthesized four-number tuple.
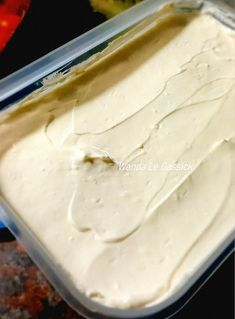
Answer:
(0, 12, 235, 309)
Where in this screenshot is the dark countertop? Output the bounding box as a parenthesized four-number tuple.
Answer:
(0, 240, 83, 319)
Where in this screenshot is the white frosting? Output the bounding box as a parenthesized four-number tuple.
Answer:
(0, 13, 235, 309)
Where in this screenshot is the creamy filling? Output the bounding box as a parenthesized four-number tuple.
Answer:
(0, 12, 235, 309)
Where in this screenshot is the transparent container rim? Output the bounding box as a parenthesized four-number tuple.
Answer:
(0, 0, 233, 103)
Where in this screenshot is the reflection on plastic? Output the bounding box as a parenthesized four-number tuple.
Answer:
(0, 220, 5, 229)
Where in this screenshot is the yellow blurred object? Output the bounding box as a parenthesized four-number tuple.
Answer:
(89, 0, 142, 18)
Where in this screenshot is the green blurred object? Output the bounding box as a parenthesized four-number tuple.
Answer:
(89, 0, 142, 18)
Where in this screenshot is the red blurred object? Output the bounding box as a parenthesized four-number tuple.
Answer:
(0, 0, 31, 51)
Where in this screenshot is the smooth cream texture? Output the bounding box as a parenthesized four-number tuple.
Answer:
(0, 12, 235, 309)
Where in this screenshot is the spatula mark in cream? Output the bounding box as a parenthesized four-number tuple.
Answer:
(67, 84, 234, 243)
(122, 78, 235, 165)
(45, 49, 235, 243)
(71, 72, 235, 158)
(66, 74, 235, 175)
(44, 114, 56, 145)
(44, 100, 77, 148)
(146, 89, 235, 215)
(70, 33, 221, 137)
(71, 38, 234, 136)
(68, 158, 146, 243)
(72, 68, 187, 136)
(154, 145, 234, 304)
(84, 142, 233, 308)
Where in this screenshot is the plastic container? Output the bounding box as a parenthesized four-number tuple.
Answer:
(0, 0, 234, 318)
(0, 220, 5, 229)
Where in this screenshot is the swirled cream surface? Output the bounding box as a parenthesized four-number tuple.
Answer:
(0, 12, 235, 309)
